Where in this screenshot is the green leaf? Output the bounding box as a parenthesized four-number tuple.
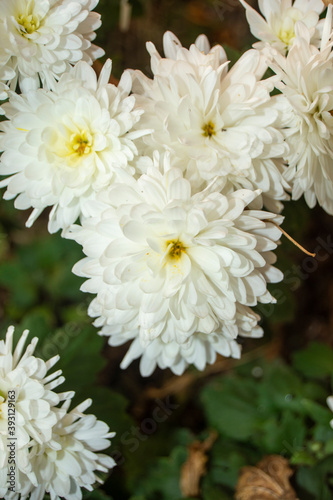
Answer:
(54, 325, 106, 397)
(257, 362, 304, 412)
(324, 439, 333, 456)
(293, 343, 333, 379)
(87, 386, 134, 449)
(20, 307, 54, 342)
(0, 261, 38, 311)
(201, 376, 259, 440)
(209, 438, 258, 489)
(258, 410, 306, 456)
(134, 446, 188, 499)
(291, 450, 317, 466)
(300, 399, 332, 425)
(201, 476, 231, 500)
(296, 456, 333, 499)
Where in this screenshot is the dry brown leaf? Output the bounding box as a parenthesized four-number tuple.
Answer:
(235, 455, 299, 500)
(180, 431, 217, 498)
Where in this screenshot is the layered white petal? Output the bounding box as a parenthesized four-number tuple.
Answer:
(130, 31, 289, 212)
(270, 7, 333, 214)
(0, 0, 104, 91)
(68, 153, 283, 376)
(240, 0, 325, 55)
(0, 326, 115, 499)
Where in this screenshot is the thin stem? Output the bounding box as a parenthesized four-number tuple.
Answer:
(268, 220, 316, 258)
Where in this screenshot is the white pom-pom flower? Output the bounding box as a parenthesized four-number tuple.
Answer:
(68, 153, 283, 376)
(0, 326, 115, 499)
(0, 327, 64, 456)
(0, 59, 146, 233)
(22, 399, 115, 500)
(240, 0, 325, 55)
(0, 0, 104, 92)
(270, 8, 333, 214)
(0, 326, 69, 497)
(131, 32, 289, 212)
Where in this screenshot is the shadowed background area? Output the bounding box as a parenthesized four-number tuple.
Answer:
(1, 1, 333, 499)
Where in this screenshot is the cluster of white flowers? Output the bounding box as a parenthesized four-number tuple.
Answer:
(0, 0, 104, 92)
(0, 0, 333, 494)
(0, 2, 332, 377)
(0, 326, 115, 499)
(241, 0, 333, 214)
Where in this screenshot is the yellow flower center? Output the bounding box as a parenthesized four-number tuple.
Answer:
(278, 8, 302, 46)
(278, 27, 295, 45)
(202, 121, 216, 138)
(17, 12, 40, 34)
(70, 130, 93, 157)
(166, 239, 186, 260)
(16, 1, 42, 36)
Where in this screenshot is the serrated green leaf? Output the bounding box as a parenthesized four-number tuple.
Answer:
(201, 376, 259, 440)
(258, 410, 306, 456)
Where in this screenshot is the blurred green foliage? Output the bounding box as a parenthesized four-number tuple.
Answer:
(1, 1, 333, 499)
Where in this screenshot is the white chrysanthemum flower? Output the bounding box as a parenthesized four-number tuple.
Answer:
(68, 153, 283, 376)
(270, 9, 333, 214)
(131, 32, 289, 212)
(240, 0, 325, 55)
(0, 326, 115, 499)
(0, 59, 146, 233)
(0, 326, 69, 497)
(18, 399, 116, 500)
(0, 0, 104, 92)
(327, 395, 333, 428)
(0, 326, 64, 452)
